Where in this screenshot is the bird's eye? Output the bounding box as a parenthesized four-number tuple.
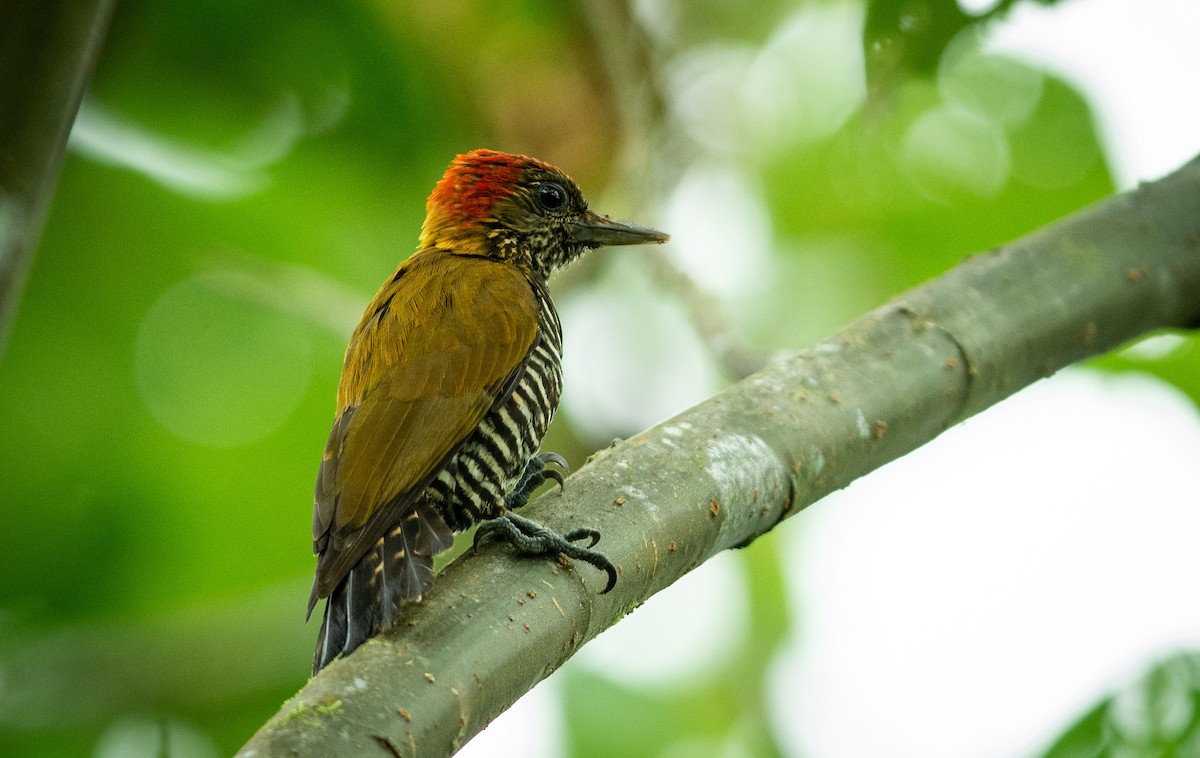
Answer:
(537, 182, 566, 211)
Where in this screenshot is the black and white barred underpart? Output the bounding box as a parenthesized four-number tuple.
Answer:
(314, 279, 563, 673)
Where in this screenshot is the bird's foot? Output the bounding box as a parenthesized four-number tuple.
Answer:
(473, 511, 616, 593)
(505, 452, 569, 510)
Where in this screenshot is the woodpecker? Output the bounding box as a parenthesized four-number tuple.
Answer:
(308, 149, 668, 673)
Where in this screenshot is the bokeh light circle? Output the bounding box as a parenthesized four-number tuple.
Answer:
(135, 271, 313, 447)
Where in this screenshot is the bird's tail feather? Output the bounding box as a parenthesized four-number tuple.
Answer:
(312, 502, 453, 674)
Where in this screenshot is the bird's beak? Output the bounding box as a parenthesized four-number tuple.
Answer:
(571, 211, 669, 248)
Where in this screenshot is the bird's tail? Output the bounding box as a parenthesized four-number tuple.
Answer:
(312, 502, 453, 674)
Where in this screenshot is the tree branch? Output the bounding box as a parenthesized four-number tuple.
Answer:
(0, 0, 115, 360)
(240, 155, 1200, 756)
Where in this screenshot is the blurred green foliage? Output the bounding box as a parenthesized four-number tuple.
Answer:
(1, 0, 1197, 756)
(1044, 652, 1200, 758)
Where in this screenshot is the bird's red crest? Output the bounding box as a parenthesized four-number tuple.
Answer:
(426, 149, 557, 227)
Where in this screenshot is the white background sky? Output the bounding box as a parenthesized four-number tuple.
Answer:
(464, 1, 1200, 756)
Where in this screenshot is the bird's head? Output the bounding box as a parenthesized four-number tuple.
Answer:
(419, 149, 668, 279)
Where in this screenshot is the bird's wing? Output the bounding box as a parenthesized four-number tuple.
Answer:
(310, 251, 539, 602)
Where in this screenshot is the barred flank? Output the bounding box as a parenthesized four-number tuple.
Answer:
(428, 280, 562, 531)
(313, 281, 563, 673)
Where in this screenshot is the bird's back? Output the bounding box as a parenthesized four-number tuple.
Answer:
(310, 251, 546, 671)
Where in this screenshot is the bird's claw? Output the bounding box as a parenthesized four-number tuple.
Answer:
(505, 452, 570, 510)
(473, 512, 616, 594)
(472, 518, 507, 552)
(564, 527, 601, 548)
(543, 467, 566, 489)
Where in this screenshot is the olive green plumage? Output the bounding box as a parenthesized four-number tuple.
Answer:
(309, 149, 667, 673)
